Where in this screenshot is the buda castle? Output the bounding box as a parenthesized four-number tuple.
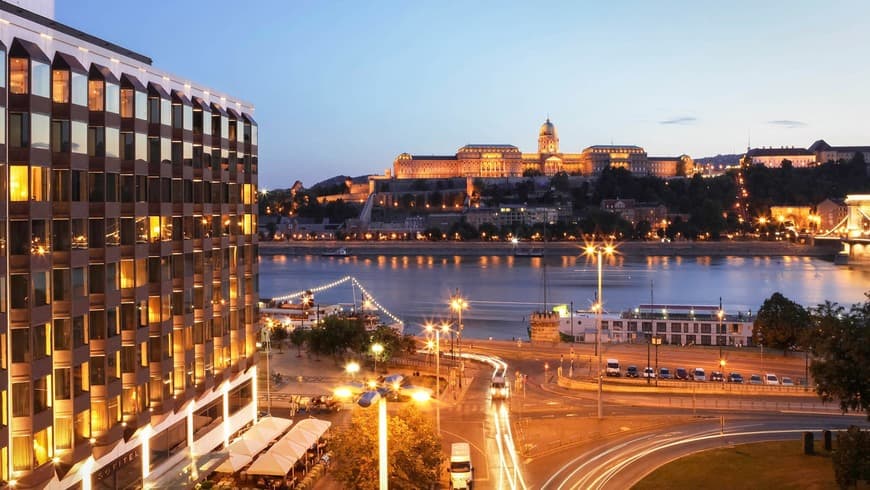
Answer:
(393, 118, 693, 179)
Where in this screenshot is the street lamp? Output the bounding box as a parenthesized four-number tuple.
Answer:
(371, 343, 384, 374)
(354, 380, 431, 490)
(346, 361, 360, 380)
(425, 322, 451, 434)
(450, 291, 468, 388)
(584, 242, 616, 419)
(652, 336, 661, 387)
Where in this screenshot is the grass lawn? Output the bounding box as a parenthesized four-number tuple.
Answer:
(633, 440, 837, 490)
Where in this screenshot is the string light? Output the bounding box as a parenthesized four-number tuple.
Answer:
(269, 276, 404, 326)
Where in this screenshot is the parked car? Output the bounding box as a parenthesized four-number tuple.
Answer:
(749, 374, 763, 385)
(675, 368, 689, 380)
(710, 371, 724, 382)
(692, 368, 706, 382)
(642, 367, 656, 378)
(781, 377, 795, 386)
(765, 373, 779, 385)
(625, 366, 639, 378)
(728, 372, 744, 383)
(659, 367, 671, 379)
(606, 359, 621, 377)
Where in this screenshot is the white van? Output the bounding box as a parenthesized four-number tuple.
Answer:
(605, 359, 621, 377)
(765, 373, 779, 385)
(692, 368, 706, 381)
(450, 442, 473, 489)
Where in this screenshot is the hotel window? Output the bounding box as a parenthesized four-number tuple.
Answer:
(90, 356, 106, 385)
(106, 127, 119, 158)
(54, 318, 71, 350)
(161, 98, 172, 126)
(73, 362, 89, 395)
(107, 218, 120, 246)
(135, 91, 147, 120)
(121, 132, 134, 160)
(51, 119, 71, 153)
(52, 69, 70, 103)
(33, 271, 49, 306)
(88, 79, 104, 111)
(9, 112, 29, 148)
(55, 368, 71, 400)
(89, 264, 105, 294)
(11, 329, 30, 363)
(55, 417, 73, 450)
(71, 219, 87, 250)
(88, 126, 106, 157)
(12, 382, 30, 417)
(120, 88, 134, 117)
(148, 96, 160, 124)
(106, 82, 119, 113)
(10, 57, 28, 94)
(33, 377, 49, 414)
(10, 275, 28, 309)
(53, 267, 70, 301)
(32, 61, 49, 97)
(72, 315, 90, 349)
(32, 112, 50, 150)
(72, 120, 87, 153)
(71, 71, 87, 106)
(33, 323, 49, 360)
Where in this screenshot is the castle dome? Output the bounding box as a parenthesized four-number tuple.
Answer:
(539, 118, 557, 137)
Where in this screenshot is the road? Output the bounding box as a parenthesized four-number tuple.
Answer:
(536, 414, 869, 489)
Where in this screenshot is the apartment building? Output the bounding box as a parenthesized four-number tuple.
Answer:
(0, 1, 259, 488)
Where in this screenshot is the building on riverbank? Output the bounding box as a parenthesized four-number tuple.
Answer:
(0, 2, 259, 488)
(558, 304, 755, 347)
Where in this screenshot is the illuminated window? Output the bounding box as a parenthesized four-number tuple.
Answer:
(120, 88, 134, 118)
(88, 79, 104, 111)
(52, 69, 70, 103)
(9, 165, 28, 201)
(9, 58, 27, 94)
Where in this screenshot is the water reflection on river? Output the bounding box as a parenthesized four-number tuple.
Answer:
(258, 254, 869, 340)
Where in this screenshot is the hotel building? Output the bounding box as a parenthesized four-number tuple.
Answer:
(0, 1, 259, 488)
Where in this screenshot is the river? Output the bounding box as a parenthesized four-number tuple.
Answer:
(258, 254, 869, 340)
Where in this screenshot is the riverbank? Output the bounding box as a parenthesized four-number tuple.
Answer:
(259, 239, 839, 258)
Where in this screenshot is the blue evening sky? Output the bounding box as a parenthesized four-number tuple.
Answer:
(59, 1, 870, 187)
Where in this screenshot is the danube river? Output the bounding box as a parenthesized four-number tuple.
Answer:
(258, 254, 869, 340)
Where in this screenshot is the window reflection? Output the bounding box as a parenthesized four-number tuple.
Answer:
(31, 113, 50, 150)
(31, 61, 49, 98)
(106, 83, 119, 113)
(71, 72, 87, 106)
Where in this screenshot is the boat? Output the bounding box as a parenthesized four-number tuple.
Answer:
(513, 248, 543, 257)
(321, 247, 351, 257)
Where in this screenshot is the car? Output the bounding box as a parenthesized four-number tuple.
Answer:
(710, 371, 724, 382)
(765, 373, 779, 385)
(728, 372, 744, 383)
(692, 368, 706, 382)
(642, 367, 656, 378)
(781, 377, 795, 386)
(749, 374, 763, 385)
(659, 367, 671, 379)
(625, 366, 639, 378)
(675, 367, 689, 380)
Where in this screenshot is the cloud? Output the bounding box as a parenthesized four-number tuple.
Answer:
(659, 116, 697, 125)
(768, 119, 807, 129)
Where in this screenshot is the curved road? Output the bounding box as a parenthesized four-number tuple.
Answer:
(538, 414, 868, 489)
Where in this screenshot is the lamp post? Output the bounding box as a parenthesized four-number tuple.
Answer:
(425, 322, 450, 434)
(450, 291, 468, 388)
(255, 327, 272, 415)
(353, 382, 431, 490)
(372, 343, 384, 375)
(585, 243, 615, 419)
(652, 336, 661, 387)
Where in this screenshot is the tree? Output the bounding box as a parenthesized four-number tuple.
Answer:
(831, 426, 870, 488)
(331, 405, 443, 490)
(289, 328, 307, 357)
(752, 292, 810, 352)
(809, 294, 870, 418)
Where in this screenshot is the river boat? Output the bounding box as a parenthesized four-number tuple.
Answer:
(321, 247, 351, 257)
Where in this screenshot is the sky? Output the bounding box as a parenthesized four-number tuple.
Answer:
(58, 1, 870, 187)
